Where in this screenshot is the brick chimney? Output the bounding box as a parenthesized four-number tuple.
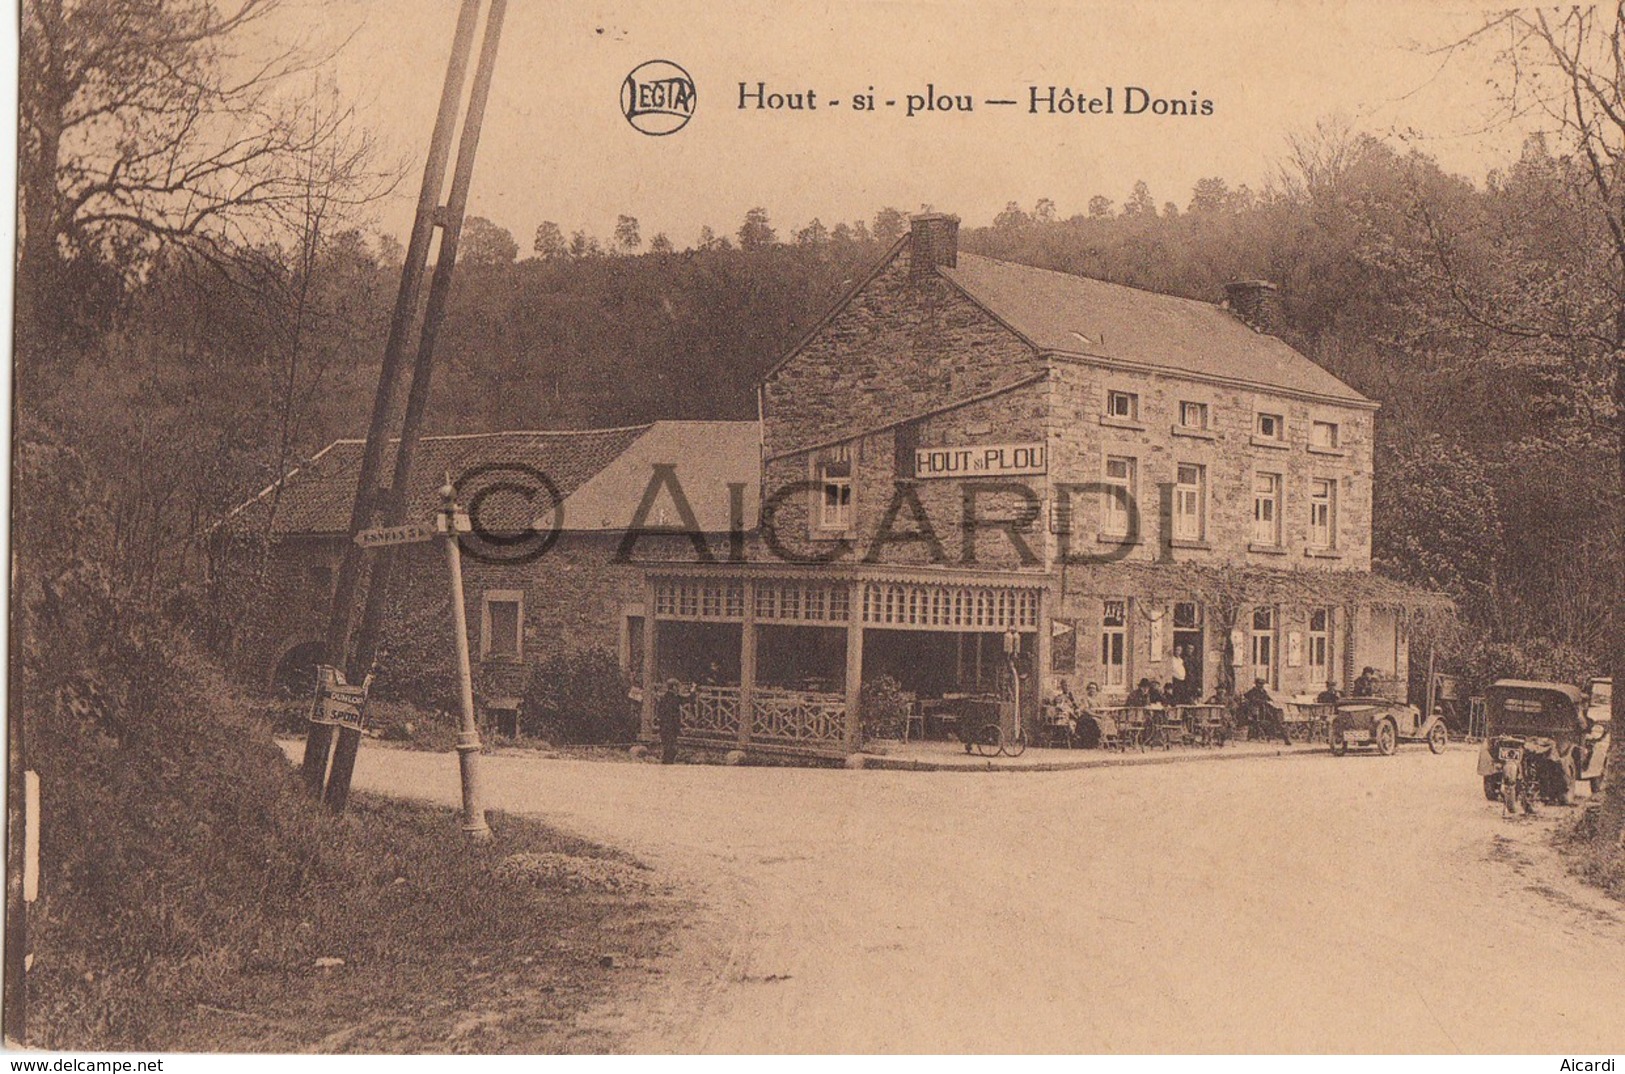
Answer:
(909, 213, 959, 281)
(1224, 280, 1281, 334)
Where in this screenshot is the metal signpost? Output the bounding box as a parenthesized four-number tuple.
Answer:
(437, 486, 490, 839)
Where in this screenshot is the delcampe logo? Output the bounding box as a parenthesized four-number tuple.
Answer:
(621, 60, 696, 135)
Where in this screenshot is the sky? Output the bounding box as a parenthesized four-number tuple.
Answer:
(278, 0, 1531, 249)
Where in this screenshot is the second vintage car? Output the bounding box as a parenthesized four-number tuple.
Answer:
(1477, 679, 1611, 806)
(1328, 696, 1448, 756)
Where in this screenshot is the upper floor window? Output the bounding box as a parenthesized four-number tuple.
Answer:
(1173, 463, 1205, 541)
(1310, 420, 1340, 450)
(817, 446, 853, 531)
(1102, 455, 1137, 538)
(1256, 412, 1285, 442)
(1309, 477, 1337, 549)
(1106, 390, 1140, 421)
(481, 590, 524, 662)
(1178, 401, 1209, 431)
(1253, 472, 1282, 546)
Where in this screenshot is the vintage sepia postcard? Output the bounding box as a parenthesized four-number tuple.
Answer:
(6, 0, 1625, 1061)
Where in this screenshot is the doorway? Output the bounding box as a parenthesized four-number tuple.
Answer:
(1172, 601, 1204, 702)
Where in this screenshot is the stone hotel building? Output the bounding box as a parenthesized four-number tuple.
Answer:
(227, 213, 1444, 759)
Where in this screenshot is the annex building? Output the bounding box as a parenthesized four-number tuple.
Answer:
(224, 213, 1446, 759)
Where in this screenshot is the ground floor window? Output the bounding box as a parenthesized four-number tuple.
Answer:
(1308, 607, 1331, 683)
(1249, 606, 1275, 684)
(1101, 600, 1128, 688)
(623, 612, 645, 679)
(481, 590, 524, 662)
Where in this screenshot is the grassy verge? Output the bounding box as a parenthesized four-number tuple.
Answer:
(1559, 806, 1625, 903)
(29, 774, 684, 1053)
(19, 584, 682, 1052)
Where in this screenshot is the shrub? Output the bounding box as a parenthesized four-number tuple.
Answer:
(860, 673, 913, 741)
(521, 647, 635, 744)
(1450, 637, 1595, 697)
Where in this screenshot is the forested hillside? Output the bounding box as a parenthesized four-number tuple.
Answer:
(18, 126, 1619, 685)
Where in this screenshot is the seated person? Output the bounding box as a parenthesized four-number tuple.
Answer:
(1145, 681, 1166, 707)
(1351, 667, 1379, 697)
(1316, 682, 1341, 704)
(1048, 682, 1079, 736)
(1243, 677, 1293, 745)
(1126, 678, 1153, 707)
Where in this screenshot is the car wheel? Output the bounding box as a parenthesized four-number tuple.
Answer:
(1330, 731, 1348, 757)
(1375, 720, 1398, 756)
(1428, 722, 1448, 754)
(1483, 774, 1502, 802)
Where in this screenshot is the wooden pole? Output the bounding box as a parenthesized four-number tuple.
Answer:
(641, 579, 658, 742)
(441, 484, 490, 839)
(844, 580, 864, 754)
(324, 0, 508, 811)
(304, 0, 484, 796)
(738, 580, 757, 751)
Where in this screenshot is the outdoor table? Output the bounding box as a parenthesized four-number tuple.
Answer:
(1289, 701, 1336, 743)
(1101, 705, 1147, 749)
(1154, 708, 1189, 748)
(1179, 704, 1229, 746)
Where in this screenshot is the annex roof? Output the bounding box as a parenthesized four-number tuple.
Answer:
(227, 421, 760, 537)
(938, 253, 1372, 406)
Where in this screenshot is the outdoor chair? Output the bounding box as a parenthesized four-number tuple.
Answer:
(1090, 712, 1124, 751)
(1041, 702, 1075, 748)
(902, 696, 925, 742)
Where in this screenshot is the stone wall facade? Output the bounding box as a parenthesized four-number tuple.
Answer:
(761, 236, 1042, 460)
(229, 532, 683, 706)
(1044, 358, 1374, 570)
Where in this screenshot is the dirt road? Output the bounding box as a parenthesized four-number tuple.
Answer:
(340, 745, 1625, 1052)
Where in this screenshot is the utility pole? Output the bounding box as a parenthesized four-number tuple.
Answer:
(301, 0, 508, 810)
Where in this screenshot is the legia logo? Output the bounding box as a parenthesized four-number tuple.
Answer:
(622, 60, 696, 135)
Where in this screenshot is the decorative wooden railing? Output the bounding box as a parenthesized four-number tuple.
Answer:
(750, 687, 848, 747)
(673, 684, 849, 752)
(677, 685, 742, 741)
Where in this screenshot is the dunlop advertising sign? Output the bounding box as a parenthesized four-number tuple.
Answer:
(915, 442, 1047, 479)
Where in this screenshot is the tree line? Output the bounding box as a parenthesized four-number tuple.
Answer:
(14, 3, 1624, 843)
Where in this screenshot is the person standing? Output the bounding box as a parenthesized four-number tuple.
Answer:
(657, 677, 685, 764)
(1169, 645, 1188, 703)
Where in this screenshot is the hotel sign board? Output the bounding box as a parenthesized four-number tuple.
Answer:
(915, 442, 1047, 479)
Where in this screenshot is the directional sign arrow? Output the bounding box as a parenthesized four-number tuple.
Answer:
(353, 522, 438, 548)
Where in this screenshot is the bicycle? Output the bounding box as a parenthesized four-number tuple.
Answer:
(968, 654, 1028, 758)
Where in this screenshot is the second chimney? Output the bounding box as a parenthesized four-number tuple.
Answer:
(1224, 280, 1282, 334)
(909, 213, 959, 281)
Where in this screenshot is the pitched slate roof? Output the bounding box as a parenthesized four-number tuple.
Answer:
(228, 421, 759, 536)
(938, 253, 1371, 406)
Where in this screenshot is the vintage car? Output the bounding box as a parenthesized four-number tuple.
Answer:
(1328, 696, 1447, 756)
(1477, 680, 1611, 805)
(1583, 677, 1613, 794)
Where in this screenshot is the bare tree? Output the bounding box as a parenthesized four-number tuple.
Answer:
(17, 0, 382, 352)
